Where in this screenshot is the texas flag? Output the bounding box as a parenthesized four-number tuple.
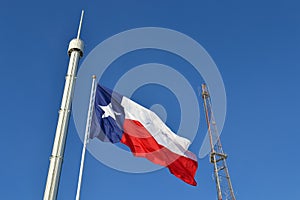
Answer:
(90, 84, 198, 186)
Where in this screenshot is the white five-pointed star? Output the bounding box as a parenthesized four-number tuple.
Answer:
(98, 103, 120, 120)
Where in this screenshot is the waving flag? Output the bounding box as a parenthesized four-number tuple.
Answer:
(90, 84, 198, 186)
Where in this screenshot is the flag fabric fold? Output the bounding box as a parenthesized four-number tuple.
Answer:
(90, 84, 198, 186)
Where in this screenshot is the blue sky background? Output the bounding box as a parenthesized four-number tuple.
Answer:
(1, 0, 300, 199)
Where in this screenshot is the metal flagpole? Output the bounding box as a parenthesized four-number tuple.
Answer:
(43, 10, 84, 200)
(75, 75, 97, 200)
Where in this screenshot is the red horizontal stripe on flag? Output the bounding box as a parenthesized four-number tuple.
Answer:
(120, 119, 198, 186)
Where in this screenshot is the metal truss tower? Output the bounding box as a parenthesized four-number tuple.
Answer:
(201, 84, 236, 200)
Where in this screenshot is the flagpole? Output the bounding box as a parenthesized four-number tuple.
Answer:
(75, 75, 97, 200)
(43, 11, 84, 200)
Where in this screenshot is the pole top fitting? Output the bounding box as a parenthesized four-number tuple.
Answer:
(67, 10, 85, 57)
(68, 39, 84, 57)
(92, 75, 96, 79)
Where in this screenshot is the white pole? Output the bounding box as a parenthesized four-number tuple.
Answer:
(75, 75, 97, 200)
(43, 11, 85, 200)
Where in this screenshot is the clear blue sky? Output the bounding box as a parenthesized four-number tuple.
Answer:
(1, 0, 300, 199)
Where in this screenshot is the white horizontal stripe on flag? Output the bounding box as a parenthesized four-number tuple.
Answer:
(121, 97, 193, 159)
